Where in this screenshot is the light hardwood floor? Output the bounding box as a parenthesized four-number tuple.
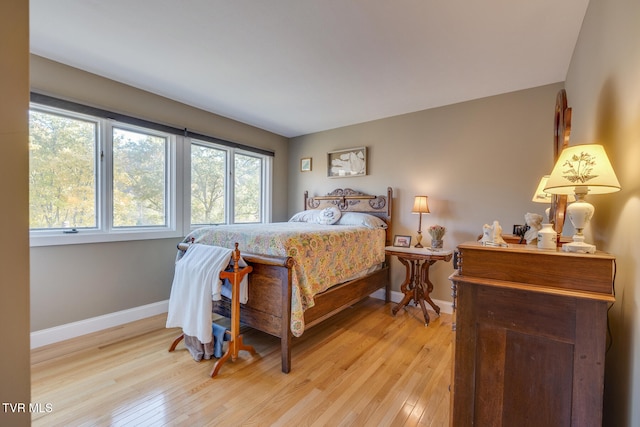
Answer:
(31, 298, 452, 426)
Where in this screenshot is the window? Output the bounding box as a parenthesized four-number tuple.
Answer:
(190, 141, 269, 227)
(28, 98, 273, 246)
(29, 106, 176, 245)
(234, 152, 263, 223)
(112, 127, 169, 228)
(29, 109, 99, 230)
(190, 143, 226, 226)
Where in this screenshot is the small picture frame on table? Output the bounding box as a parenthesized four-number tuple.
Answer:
(393, 235, 411, 248)
(300, 157, 312, 172)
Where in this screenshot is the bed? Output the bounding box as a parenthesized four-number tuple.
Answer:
(175, 187, 393, 373)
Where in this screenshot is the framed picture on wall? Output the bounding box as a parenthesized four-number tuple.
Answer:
(327, 147, 367, 178)
(300, 157, 312, 172)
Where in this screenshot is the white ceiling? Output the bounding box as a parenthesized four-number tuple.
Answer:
(30, 0, 590, 138)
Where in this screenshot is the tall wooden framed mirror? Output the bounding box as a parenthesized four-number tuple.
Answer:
(549, 89, 571, 236)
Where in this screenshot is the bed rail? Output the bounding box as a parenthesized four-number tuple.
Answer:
(177, 238, 294, 268)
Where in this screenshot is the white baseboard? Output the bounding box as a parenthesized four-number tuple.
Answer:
(370, 289, 453, 315)
(30, 289, 452, 349)
(30, 300, 169, 349)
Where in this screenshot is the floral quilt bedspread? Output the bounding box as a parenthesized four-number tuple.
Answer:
(179, 222, 386, 336)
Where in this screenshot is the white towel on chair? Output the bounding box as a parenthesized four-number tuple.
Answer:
(166, 244, 232, 344)
(221, 255, 249, 304)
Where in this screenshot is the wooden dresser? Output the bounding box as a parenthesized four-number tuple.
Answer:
(449, 242, 615, 426)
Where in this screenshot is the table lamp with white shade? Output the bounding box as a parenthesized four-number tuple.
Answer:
(532, 175, 575, 222)
(544, 144, 621, 253)
(412, 196, 430, 248)
(532, 175, 553, 221)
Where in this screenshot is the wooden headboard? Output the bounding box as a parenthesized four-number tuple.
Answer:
(304, 187, 393, 243)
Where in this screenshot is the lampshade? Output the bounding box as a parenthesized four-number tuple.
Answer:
(412, 196, 430, 214)
(532, 175, 576, 203)
(532, 176, 552, 203)
(544, 144, 621, 195)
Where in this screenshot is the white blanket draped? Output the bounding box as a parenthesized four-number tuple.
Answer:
(166, 244, 232, 344)
(221, 255, 249, 304)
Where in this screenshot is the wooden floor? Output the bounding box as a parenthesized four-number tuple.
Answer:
(31, 298, 452, 426)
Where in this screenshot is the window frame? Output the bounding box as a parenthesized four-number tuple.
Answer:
(108, 123, 177, 231)
(28, 106, 102, 232)
(186, 139, 273, 232)
(28, 99, 272, 247)
(29, 105, 182, 246)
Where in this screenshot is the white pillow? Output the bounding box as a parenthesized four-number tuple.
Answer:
(316, 207, 342, 224)
(288, 207, 342, 225)
(335, 212, 388, 229)
(289, 209, 320, 223)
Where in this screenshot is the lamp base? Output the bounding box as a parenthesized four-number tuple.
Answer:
(562, 192, 596, 254)
(562, 240, 596, 254)
(414, 232, 424, 248)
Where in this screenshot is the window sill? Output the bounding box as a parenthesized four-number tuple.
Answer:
(29, 229, 184, 247)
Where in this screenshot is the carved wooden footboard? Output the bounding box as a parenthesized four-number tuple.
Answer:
(212, 253, 390, 373)
(212, 253, 293, 372)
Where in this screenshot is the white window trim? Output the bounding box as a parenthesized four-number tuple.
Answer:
(29, 104, 272, 247)
(29, 110, 182, 247)
(185, 140, 272, 232)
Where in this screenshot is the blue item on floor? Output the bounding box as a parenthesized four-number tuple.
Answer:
(212, 322, 230, 358)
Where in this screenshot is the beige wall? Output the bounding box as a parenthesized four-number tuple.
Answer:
(29, 56, 290, 330)
(30, 239, 178, 330)
(289, 82, 564, 302)
(0, 0, 30, 425)
(564, 0, 640, 425)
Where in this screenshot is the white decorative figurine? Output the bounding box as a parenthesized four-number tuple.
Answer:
(479, 220, 507, 246)
(524, 212, 543, 245)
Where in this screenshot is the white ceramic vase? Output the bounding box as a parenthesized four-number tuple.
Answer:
(537, 223, 557, 250)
